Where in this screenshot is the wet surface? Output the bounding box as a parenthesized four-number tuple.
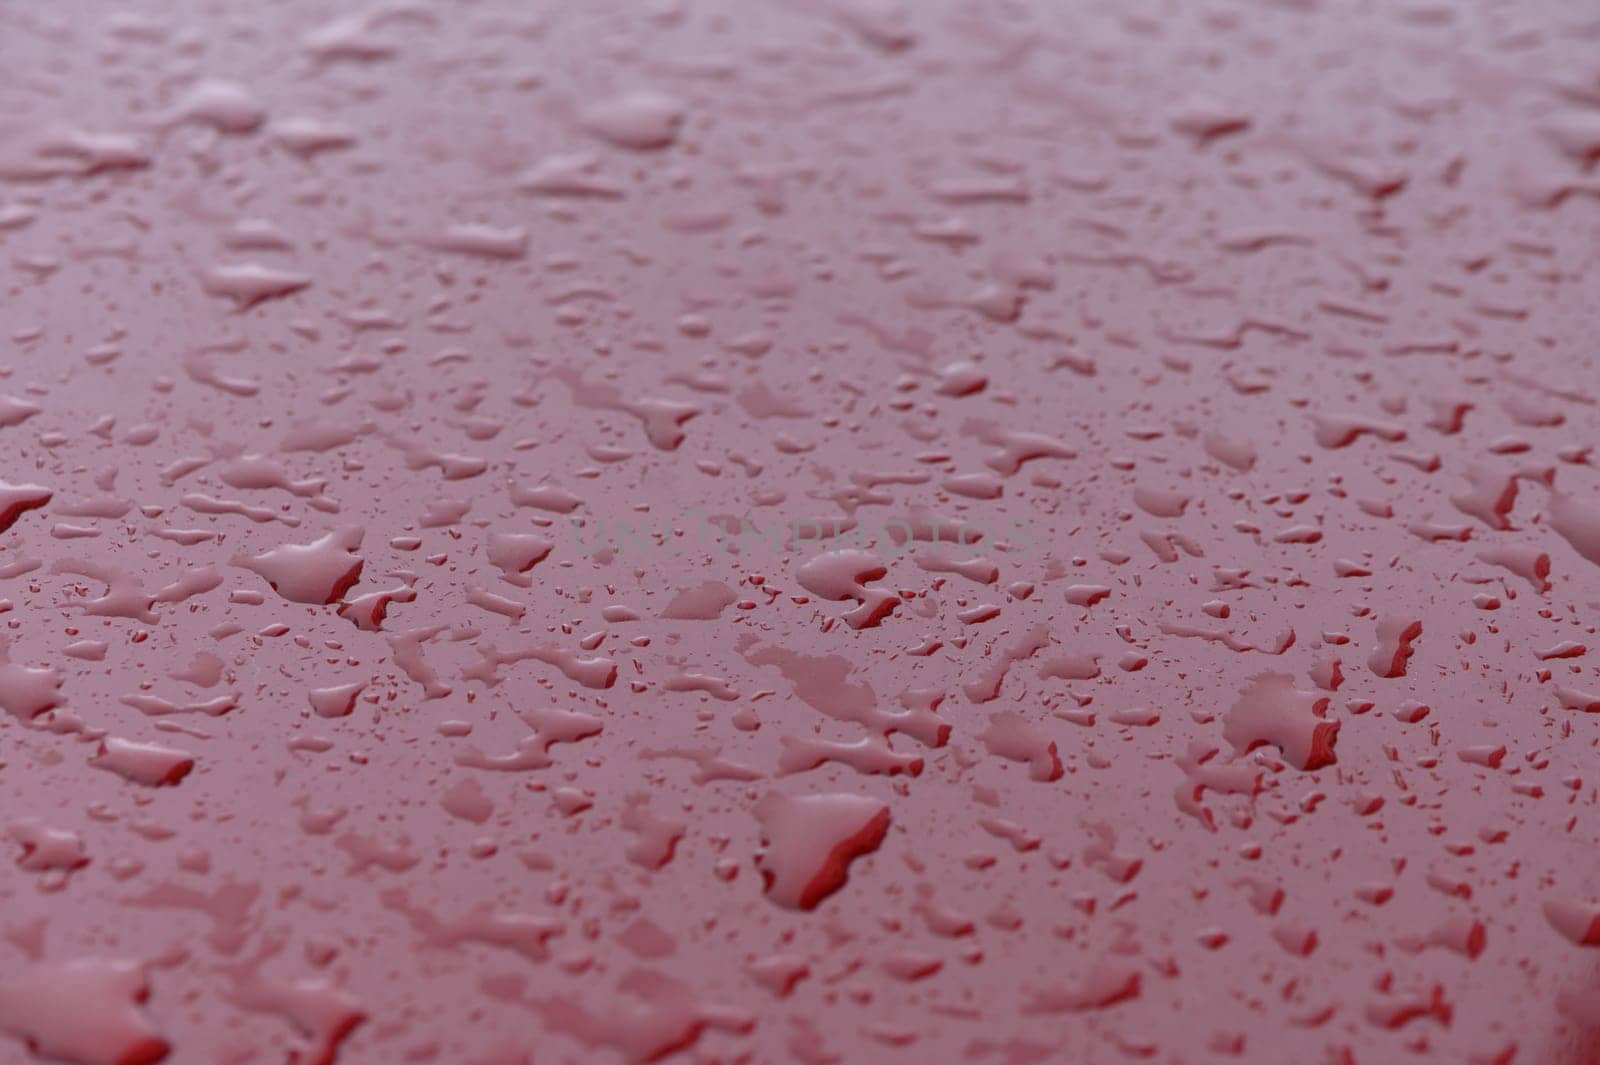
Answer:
(2, 0, 1600, 1062)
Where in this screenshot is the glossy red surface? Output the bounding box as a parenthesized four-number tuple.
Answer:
(2, 1, 1600, 1063)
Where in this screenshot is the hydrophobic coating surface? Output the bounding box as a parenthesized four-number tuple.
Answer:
(1, 1, 1600, 1063)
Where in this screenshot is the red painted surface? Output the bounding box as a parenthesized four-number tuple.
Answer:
(2, 0, 1599, 1062)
